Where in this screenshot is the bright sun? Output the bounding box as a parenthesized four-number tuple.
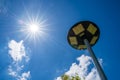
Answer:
(18, 11, 49, 43)
(19, 18, 48, 43)
(29, 23, 39, 33)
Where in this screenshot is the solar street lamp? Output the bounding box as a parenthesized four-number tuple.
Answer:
(67, 21, 107, 80)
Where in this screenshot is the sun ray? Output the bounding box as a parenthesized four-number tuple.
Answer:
(18, 11, 50, 44)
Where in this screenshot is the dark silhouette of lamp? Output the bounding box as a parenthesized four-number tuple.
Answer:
(67, 21, 107, 80)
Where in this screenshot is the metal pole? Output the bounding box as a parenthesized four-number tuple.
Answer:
(84, 39, 107, 80)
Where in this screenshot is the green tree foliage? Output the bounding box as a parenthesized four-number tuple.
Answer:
(61, 74, 69, 80)
(75, 75, 81, 80)
(61, 74, 81, 80)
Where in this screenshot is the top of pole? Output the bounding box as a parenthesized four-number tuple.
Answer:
(67, 21, 100, 50)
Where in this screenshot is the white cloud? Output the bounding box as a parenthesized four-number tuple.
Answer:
(18, 71, 30, 80)
(8, 40, 30, 80)
(55, 77, 62, 80)
(8, 67, 30, 80)
(56, 54, 101, 80)
(8, 40, 29, 62)
(8, 66, 17, 77)
(86, 68, 100, 80)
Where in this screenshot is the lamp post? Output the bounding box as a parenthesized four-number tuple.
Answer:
(67, 21, 107, 80)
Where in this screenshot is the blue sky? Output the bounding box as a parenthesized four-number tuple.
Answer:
(0, 0, 120, 80)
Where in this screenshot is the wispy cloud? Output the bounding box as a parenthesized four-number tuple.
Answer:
(8, 40, 30, 80)
(56, 55, 101, 80)
(0, 0, 8, 15)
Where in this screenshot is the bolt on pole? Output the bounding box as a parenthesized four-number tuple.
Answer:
(84, 39, 107, 80)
